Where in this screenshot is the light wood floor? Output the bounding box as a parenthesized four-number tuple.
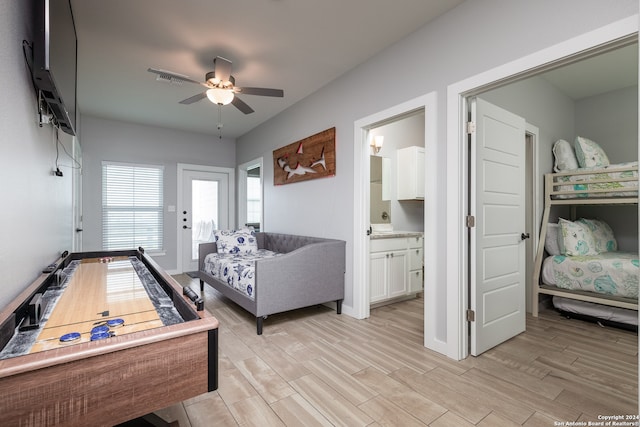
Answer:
(154, 275, 638, 426)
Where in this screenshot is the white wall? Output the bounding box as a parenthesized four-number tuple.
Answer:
(80, 115, 235, 271)
(235, 0, 638, 348)
(576, 86, 639, 251)
(0, 1, 74, 310)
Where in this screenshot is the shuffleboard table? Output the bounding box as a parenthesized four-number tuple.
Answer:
(0, 248, 218, 427)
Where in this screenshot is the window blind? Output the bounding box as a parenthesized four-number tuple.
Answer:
(102, 162, 164, 251)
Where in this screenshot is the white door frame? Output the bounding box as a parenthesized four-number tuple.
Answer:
(446, 16, 638, 360)
(352, 92, 441, 348)
(176, 163, 235, 273)
(238, 158, 264, 230)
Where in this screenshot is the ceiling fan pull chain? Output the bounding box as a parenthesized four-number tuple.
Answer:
(217, 104, 223, 139)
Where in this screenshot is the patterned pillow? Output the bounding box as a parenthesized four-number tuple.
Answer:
(574, 136, 610, 168)
(552, 139, 579, 172)
(559, 218, 598, 256)
(576, 218, 617, 253)
(214, 229, 258, 254)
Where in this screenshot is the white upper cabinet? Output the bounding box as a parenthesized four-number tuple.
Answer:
(396, 146, 424, 200)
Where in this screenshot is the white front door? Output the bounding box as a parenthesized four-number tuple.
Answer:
(180, 170, 229, 272)
(470, 98, 526, 356)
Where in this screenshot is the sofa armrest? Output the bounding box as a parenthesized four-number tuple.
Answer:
(253, 240, 345, 317)
(198, 242, 218, 272)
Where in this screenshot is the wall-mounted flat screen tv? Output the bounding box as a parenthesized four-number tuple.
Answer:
(32, 0, 77, 136)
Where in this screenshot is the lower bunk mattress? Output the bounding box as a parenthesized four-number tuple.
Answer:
(203, 249, 282, 300)
(541, 251, 639, 299)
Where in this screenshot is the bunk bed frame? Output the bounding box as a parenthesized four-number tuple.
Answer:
(532, 164, 639, 317)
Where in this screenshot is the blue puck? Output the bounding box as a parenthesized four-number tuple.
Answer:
(106, 318, 124, 327)
(91, 325, 109, 334)
(60, 332, 81, 343)
(90, 332, 110, 341)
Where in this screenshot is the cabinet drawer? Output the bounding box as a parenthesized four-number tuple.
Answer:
(370, 237, 407, 252)
(408, 236, 423, 249)
(409, 247, 423, 270)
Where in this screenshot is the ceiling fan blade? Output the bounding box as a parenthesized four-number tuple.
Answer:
(231, 96, 254, 114)
(235, 87, 284, 97)
(147, 68, 205, 86)
(213, 57, 233, 83)
(179, 92, 207, 104)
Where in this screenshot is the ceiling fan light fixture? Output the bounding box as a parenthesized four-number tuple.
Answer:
(206, 88, 234, 105)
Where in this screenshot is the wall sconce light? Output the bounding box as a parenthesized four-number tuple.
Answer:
(370, 135, 384, 155)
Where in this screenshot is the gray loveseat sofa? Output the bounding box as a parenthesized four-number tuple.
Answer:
(198, 232, 345, 334)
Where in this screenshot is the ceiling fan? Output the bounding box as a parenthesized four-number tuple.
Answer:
(148, 56, 284, 114)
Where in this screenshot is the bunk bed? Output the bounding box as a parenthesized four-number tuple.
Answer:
(532, 161, 639, 324)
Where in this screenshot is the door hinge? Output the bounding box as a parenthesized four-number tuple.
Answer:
(466, 215, 475, 228)
(466, 121, 476, 134)
(466, 309, 475, 322)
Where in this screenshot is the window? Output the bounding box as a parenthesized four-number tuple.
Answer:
(246, 175, 261, 225)
(102, 162, 164, 252)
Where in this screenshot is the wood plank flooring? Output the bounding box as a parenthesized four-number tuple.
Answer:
(153, 275, 638, 426)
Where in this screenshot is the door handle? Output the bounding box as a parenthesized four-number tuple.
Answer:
(183, 225, 192, 230)
(521, 232, 530, 240)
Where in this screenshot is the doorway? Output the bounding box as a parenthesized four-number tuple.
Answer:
(447, 19, 637, 359)
(353, 92, 439, 351)
(238, 158, 263, 231)
(177, 164, 235, 273)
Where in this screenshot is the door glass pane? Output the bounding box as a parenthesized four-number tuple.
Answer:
(191, 179, 218, 259)
(246, 166, 261, 231)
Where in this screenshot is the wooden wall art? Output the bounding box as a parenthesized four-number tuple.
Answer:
(273, 127, 336, 185)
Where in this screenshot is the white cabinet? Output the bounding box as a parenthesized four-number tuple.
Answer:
(369, 235, 423, 304)
(408, 236, 424, 293)
(397, 146, 425, 200)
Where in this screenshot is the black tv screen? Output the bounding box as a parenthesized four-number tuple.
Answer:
(32, 0, 77, 136)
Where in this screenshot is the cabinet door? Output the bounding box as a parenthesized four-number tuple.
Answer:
(409, 269, 423, 292)
(388, 250, 407, 298)
(416, 149, 425, 199)
(369, 252, 388, 303)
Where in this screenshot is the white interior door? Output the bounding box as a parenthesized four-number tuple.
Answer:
(181, 170, 229, 272)
(470, 98, 526, 356)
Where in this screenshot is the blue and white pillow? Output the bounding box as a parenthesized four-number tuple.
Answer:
(214, 228, 257, 254)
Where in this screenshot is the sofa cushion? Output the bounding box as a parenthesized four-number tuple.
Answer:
(214, 229, 258, 254)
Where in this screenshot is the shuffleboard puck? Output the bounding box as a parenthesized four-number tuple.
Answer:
(90, 332, 110, 341)
(106, 318, 124, 328)
(59, 332, 81, 343)
(91, 325, 109, 334)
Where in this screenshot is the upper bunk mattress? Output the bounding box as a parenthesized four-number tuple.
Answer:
(541, 252, 639, 298)
(203, 249, 282, 300)
(551, 161, 638, 199)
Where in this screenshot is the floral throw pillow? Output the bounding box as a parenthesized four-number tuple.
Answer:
(214, 229, 258, 254)
(574, 136, 610, 168)
(576, 218, 617, 253)
(559, 218, 598, 256)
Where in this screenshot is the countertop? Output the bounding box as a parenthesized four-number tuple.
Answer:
(370, 231, 423, 240)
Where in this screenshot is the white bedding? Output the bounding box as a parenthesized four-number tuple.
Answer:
(552, 161, 638, 199)
(541, 252, 639, 298)
(553, 296, 638, 326)
(204, 249, 282, 300)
